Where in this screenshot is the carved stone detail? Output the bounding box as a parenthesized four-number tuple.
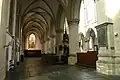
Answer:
(46, 37, 51, 41)
(41, 40, 45, 44)
(50, 34, 56, 38)
(68, 19, 79, 26)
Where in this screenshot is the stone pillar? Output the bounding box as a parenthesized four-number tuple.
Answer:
(16, 43, 20, 65)
(20, 29, 24, 62)
(35, 36, 41, 50)
(46, 37, 50, 53)
(49, 38, 51, 53)
(41, 41, 45, 54)
(45, 41, 47, 54)
(47, 38, 51, 53)
(56, 29, 64, 56)
(50, 35, 56, 54)
(11, 0, 17, 66)
(20, 46, 24, 62)
(46, 41, 49, 53)
(68, 19, 79, 65)
(95, 22, 115, 75)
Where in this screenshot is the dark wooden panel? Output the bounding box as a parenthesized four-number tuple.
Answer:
(77, 51, 98, 68)
(24, 50, 41, 57)
(61, 55, 68, 64)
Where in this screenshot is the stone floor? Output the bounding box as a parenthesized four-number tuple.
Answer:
(6, 58, 119, 80)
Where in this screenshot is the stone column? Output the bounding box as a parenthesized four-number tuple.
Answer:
(46, 37, 50, 53)
(56, 29, 64, 56)
(35, 36, 41, 50)
(45, 41, 47, 54)
(20, 45, 24, 62)
(48, 38, 51, 53)
(50, 35, 56, 54)
(46, 41, 49, 53)
(68, 19, 80, 65)
(16, 43, 20, 65)
(41, 41, 45, 54)
(11, 0, 17, 66)
(95, 22, 115, 75)
(20, 29, 24, 62)
(49, 37, 52, 53)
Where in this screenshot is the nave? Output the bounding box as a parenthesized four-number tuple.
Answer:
(6, 58, 113, 80)
(1, 0, 120, 79)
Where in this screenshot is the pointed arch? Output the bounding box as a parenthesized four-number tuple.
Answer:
(86, 28, 96, 51)
(86, 28, 96, 43)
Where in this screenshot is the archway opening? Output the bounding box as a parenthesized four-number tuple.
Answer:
(28, 33, 36, 49)
(24, 33, 42, 57)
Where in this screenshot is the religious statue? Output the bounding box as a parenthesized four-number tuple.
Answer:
(63, 29, 69, 56)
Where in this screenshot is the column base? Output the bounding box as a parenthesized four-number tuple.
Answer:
(68, 54, 77, 65)
(97, 57, 120, 75)
(97, 60, 114, 75)
(115, 56, 120, 75)
(20, 55, 24, 62)
(17, 62, 19, 65)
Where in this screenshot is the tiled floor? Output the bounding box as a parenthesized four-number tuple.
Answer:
(6, 58, 119, 80)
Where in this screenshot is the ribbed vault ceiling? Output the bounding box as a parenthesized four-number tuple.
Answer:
(19, 0, 68, 43)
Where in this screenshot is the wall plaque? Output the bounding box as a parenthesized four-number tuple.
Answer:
(95, 22, 108, 47)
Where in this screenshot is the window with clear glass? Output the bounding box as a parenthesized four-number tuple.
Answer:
(28, 34, 36, 49)
(79, 0, 97, 33)
(64, 17, 69, 34)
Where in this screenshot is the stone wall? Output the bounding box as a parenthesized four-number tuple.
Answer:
(0, 0, 10, 79)
(96, 0, 120, 75)
(113, 9, 120, 75)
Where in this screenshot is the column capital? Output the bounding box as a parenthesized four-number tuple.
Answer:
(41, 40, 46, 44)
(56, 29, 64, 33)
(46, 37, 51, 41)
(68, 19, 79, 25)
(50, 34, 56, 38)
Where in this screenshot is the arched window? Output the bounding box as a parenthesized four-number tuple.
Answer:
(28, 34, 36, 49)
(79, 0, 97, 34)
(85, 0, 96, 26)
(79, 1, 85, 34)
(64, 17, 69, 34)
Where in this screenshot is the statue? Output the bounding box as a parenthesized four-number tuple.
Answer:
(63, 29, 69, 56)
